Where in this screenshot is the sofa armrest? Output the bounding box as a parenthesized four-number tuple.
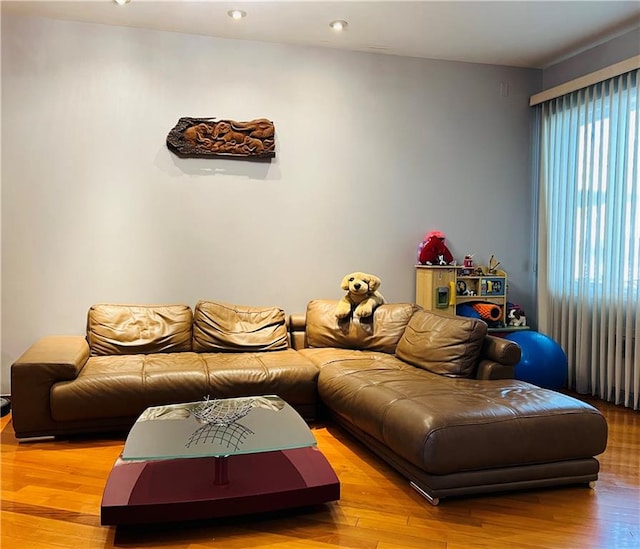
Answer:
(480, 335, 521, 365)
(474, 336, 521, 380)
(11, 336, 90, 438)
(475, 360, 516, 380)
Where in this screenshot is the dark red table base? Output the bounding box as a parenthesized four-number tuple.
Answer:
(101, 446, 340, 526)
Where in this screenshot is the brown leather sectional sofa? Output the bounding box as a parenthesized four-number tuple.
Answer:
(11, 299, 608, 504)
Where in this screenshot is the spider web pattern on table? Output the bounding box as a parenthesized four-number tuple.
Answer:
(184, 397, 258, 450)
(185, 422, 255, 451)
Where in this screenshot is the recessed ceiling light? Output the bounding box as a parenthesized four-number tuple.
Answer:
(329, 20, 348, 32)
(228, 9, 247, 20)
(113, 0, 130, 5)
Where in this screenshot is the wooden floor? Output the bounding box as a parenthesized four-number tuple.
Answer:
(1, 395, 638, 549)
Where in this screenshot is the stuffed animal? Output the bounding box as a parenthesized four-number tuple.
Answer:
(418, 231, 455, 266)
(508, 307, 527, 327)
(335, 272, 386, 319)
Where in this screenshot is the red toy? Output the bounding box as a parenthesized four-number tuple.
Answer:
(418, 230, 455, 265)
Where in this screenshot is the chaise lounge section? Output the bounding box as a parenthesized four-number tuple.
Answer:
(292, 300, 608, 504)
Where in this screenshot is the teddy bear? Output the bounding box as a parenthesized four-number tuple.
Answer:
(335, 272, 386, 319)
(418, 230, 455, 265)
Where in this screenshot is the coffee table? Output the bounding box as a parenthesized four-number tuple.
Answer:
(100, 395, 340, 526)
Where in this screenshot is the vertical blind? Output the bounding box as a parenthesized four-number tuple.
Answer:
(537, 69, 639, 410)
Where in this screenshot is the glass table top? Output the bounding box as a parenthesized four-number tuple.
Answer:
(122, 395, 317, 461)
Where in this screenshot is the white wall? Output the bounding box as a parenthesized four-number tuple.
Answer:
(1, 14, 540, 392)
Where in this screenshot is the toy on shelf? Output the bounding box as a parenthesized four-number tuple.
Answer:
(459, 254, 475, 275)
(417, 231, 455, 266)
(472, 302, 502, 322)
(487, 255, 501, 274)
(507, 302, 527, 327)
(455, 280, 476, 296)
(456, 302, 503, 327)
(508, 309, 527, 326)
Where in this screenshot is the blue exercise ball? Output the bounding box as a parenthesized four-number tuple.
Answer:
(503, 331, 568, 390)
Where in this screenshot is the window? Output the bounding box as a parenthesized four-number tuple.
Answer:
(537, 68, 639, 410)
(573, 78, 639, 291)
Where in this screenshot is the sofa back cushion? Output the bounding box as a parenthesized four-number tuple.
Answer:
(192, 300, 289, 352)
(396, 309, 487, 377)
(87, 304, 193, 356)
(305, 300, 419, 354)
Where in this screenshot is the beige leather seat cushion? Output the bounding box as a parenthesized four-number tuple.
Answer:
(51, 350, 318, 422)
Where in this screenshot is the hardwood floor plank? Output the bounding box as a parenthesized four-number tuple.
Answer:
(444, 541, 543, 549)
(1, 395, 638, 549)
(0, 510, 110, 547)
(1, 533, 69, 549)
(1, 500, 100, 527)
(377, 543, 447, 549)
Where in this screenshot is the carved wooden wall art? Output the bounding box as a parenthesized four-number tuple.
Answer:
(166, 117, 275, 159)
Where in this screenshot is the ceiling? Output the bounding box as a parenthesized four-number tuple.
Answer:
(3, 0, 640, 69)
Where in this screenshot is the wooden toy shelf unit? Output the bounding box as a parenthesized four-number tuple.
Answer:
(415, 266, 508, 327)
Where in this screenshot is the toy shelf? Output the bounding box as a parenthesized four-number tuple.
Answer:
(415, 266, 508, 326)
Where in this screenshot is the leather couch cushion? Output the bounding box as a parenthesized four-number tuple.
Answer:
(396, 309, 487, 377)
(192, 301, 288, 352)
(87, 304, 193, 356)
(305, 300, 419, 354)
(50, 350, 319, 422)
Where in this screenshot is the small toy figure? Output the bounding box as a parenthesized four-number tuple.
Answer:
(507, 306, 527, 327)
